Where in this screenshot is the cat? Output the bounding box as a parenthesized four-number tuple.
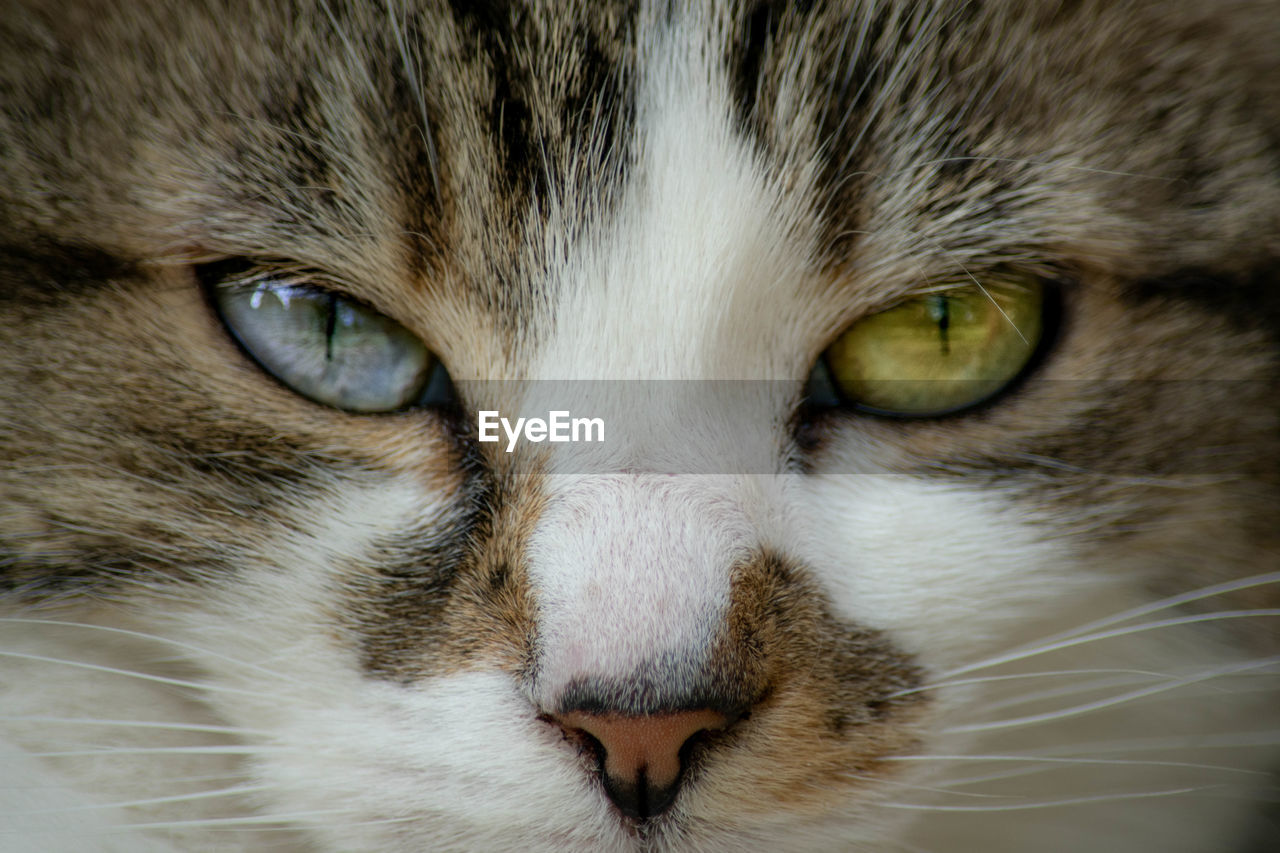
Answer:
(1, 0, 1278, 851)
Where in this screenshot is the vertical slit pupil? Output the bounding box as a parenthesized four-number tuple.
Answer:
(928, 294, 951, 355)
(324, 292, 337, 362)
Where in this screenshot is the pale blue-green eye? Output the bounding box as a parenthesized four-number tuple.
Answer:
(214, 278, 443, 413)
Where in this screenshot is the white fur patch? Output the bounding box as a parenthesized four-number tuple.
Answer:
(526, 474, 753, 706)
(800, 472, 1090, 665)
(532, 7, 814, 384)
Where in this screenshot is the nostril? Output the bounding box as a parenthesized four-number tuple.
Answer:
(549, 708, 731, 819)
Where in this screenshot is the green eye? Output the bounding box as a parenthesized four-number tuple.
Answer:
(819, 278, 1045, 417)
(212, 273, 449, 413)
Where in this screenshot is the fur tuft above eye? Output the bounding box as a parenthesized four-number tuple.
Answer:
(204, 263, 454, 413)
(812, 277, 1047, 418)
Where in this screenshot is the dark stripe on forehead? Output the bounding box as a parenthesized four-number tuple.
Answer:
(256, 68, 338, 209)
(721, 0, 903, 258)
(730, 1, 782, 124)
(429, 0, 639, 325)
(728, 0, 818, 128)
(371, 11, 447, 239)
(452, 4, 539, 205)
(443, 0, 637, 213)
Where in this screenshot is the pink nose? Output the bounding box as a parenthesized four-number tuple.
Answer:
(551, 708, 730, 819)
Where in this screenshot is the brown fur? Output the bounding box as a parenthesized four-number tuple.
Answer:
(2, 1, 1278, 850)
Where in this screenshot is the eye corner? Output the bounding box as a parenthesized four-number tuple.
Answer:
(801, 355, 843, 411)
(412, 359, 461, 410)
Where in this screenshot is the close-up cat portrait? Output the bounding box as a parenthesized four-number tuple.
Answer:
(1, 0, 1277, 851)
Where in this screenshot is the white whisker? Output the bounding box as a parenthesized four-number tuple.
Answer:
(0, 617, 305, 685)
(0, 716, 271, 737)
(1026, 572, 1280, 646)
(944, 656, 1280, 734)
(21, 746, 289, 759)
(911, 233, 1030, 342)
(886, 754, 1270, 789)
(954, 730, 1280, 762)
(839, 771, 1016, 799)
(974, 674, 1280, 718)
(886, 667, 1168, 700)
(932, 607, 1280, 682)
(23, 784, 273, 815)
(884, 753, 1271, 775)
(880, 786, 1215, 813)
(0, 650, 275, 698)
(95, 812, 415, 832)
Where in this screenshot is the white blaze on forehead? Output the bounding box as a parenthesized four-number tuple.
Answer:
(531, 6, 813, 382)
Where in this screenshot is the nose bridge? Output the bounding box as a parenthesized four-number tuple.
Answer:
(526, 472, 760, 708)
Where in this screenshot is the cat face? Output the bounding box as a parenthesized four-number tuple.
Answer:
(2, 1, 1278, 851)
